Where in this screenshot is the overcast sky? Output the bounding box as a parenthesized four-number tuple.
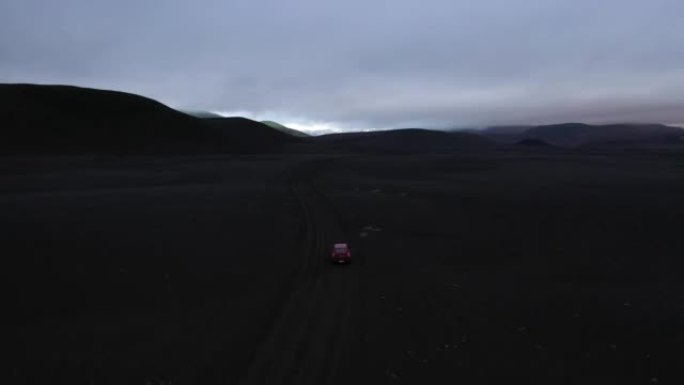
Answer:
(2, 0, 683, 132)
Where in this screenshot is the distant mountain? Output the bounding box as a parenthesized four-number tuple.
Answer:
(478, 122, 684, 146)
(260, 121, 310, 137)
(0, 84, 296, 153)
(314, 128, 492, 153)
(522, 123, 684, 146)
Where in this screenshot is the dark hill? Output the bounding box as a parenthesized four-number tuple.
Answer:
(203, 117, 300, 149)
(0, 84, 217, 152)
(0, 84, 297, 153)
(522, 123, 684, 146)
(314, 128, 492, 153)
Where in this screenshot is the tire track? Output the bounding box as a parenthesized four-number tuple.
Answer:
(238, 161, 362, 385)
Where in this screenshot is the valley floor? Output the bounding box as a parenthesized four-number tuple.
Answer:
(7, 146, 684, 384)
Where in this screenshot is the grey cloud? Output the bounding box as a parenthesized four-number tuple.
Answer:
(2, 0, 684, 130)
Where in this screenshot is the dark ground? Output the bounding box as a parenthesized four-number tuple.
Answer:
(7, 144, 684, 384)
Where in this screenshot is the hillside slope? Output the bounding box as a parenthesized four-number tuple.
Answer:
(0, 84, 220, 152)
(0, 84, 298, 153)
(261, 121, 310, 138)
(203, 117, 301, 150)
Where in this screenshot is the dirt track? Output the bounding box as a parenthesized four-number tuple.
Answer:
(239, 160, 363, 384)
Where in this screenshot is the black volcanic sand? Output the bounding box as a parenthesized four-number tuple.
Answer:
(6, 154, 303, 384)
(7, 147, 684, 384)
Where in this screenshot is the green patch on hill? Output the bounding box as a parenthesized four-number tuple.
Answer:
(182, 110, 224, 119)
(261, 121, 310, 137)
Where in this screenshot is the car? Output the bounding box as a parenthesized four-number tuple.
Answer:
(330, 243, 352, 264)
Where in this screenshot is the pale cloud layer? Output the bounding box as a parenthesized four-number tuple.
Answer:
(2, 0, 683, 131)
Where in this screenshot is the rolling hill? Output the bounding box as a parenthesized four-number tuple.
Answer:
(479, 122, 684, 146)
(203, 117, 300, 149)
(0, 84, 296, 153)
(521, 123, 684, 146)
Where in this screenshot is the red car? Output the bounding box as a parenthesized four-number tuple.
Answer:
(330, 243, 352, 264)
